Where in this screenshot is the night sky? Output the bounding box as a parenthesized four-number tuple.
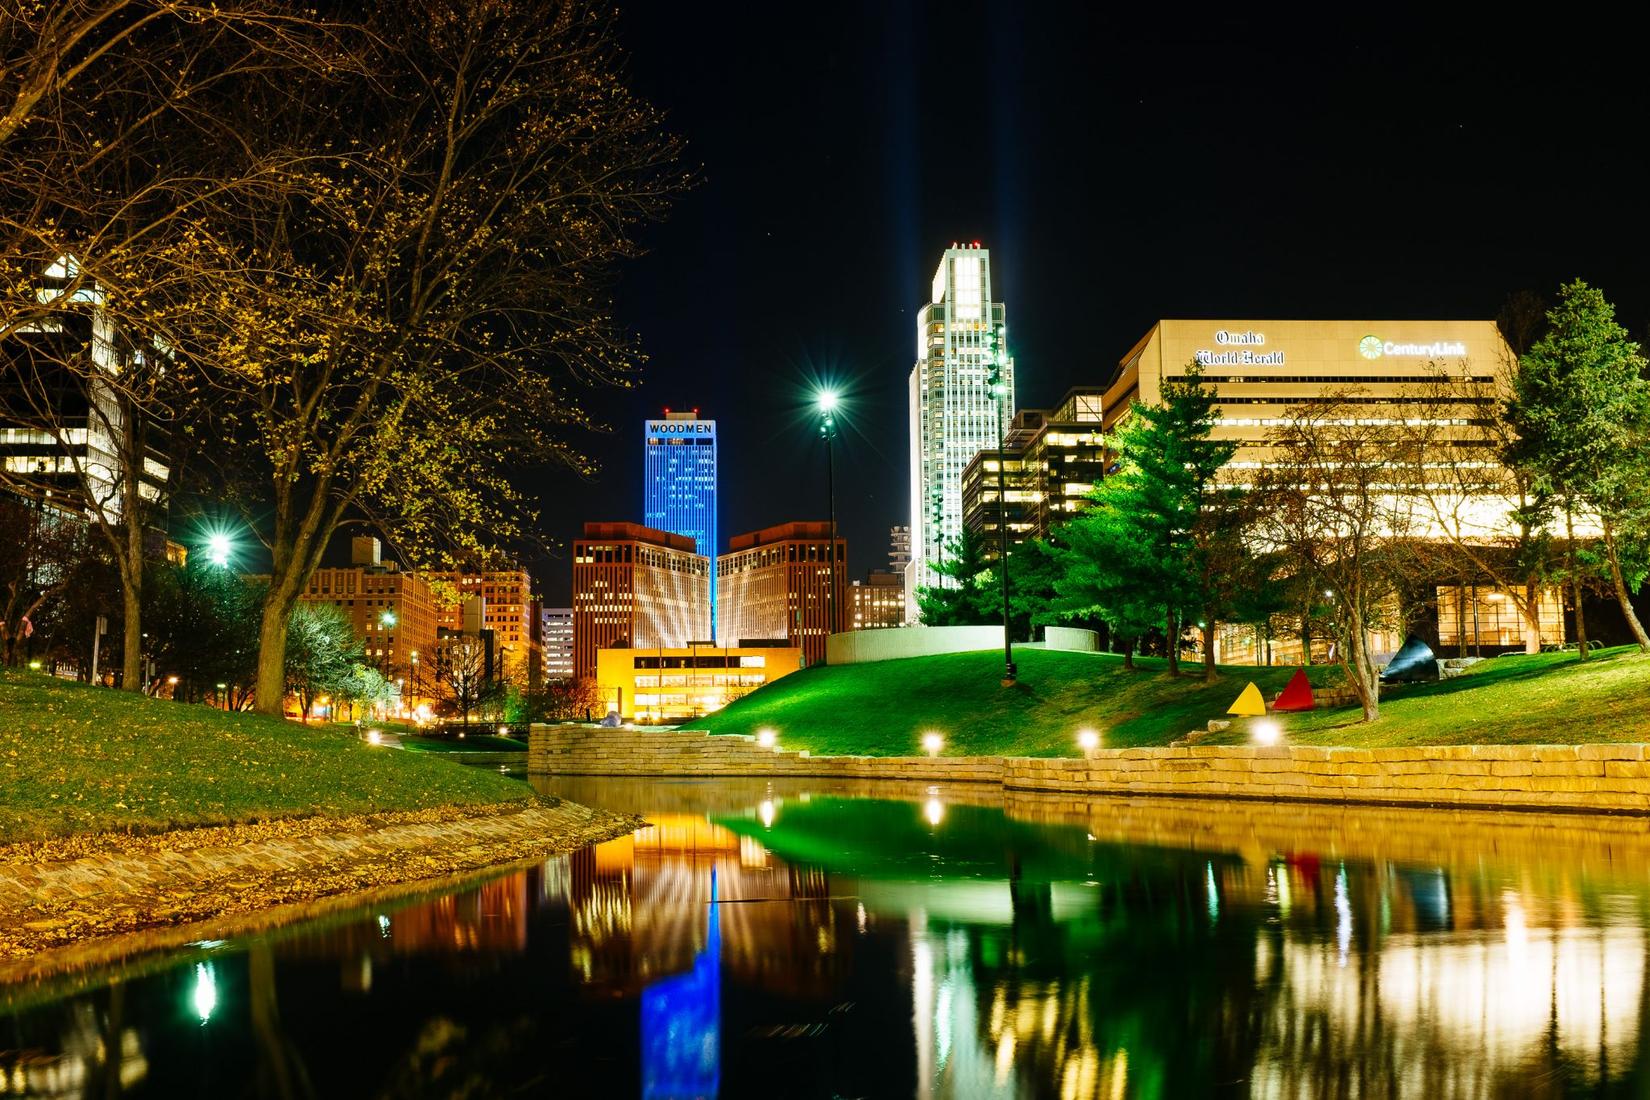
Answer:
(533, 3, 1650, 604)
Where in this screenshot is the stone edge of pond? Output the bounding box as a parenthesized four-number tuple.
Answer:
(0, 797, 643, 974)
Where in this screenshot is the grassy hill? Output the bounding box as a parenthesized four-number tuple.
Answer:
(0, 668, 529, 845)
(679, 646, 1650, 757)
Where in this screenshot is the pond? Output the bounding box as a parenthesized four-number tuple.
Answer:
(5, 775, 1650, 1097)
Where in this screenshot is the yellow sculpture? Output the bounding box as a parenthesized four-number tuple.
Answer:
(1227, 682, 1267, 717)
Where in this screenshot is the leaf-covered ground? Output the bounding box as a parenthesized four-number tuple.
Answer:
(679, 646, 1650, 756)
(0, 668, 528, 844)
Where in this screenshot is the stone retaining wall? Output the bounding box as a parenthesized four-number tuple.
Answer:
(529, 724, 1650, 814)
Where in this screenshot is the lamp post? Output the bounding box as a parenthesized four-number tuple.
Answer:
(818, 391, 842, 664)
(987, 357, 1016, 686)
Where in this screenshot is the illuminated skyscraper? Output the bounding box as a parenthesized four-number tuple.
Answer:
(643, 411, 718, 638)
(907, 244, 1015, 613)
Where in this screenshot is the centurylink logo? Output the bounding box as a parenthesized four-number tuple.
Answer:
(1358, 335, 1383, 359)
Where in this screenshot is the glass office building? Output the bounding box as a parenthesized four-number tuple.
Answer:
(643, 411, 718, 639)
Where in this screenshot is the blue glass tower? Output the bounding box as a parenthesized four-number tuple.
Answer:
(643, 411, 718, 639)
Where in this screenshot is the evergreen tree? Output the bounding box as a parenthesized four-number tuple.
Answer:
(917, 528, 998, 626)
(1506, 280, 1650, 652)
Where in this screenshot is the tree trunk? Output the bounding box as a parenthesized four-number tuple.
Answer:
(1120, 636, 1135, 671)
(1566, 506, 1590, 660)
(1299, 603, 1312, 665)
(1343, 605, 1380, 723)
(120, 576, 143, 692)
(255, 596, 295, 716)
(1602, 517, 1650, 653)
(1522, 577, 1542, 654)
(1163, 612, 1179, 676)
(1201, 617, 1218, 682)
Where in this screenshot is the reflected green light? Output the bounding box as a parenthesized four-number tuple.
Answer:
(192, 961, 217, 1024)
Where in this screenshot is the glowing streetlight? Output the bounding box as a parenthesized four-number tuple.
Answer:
(379, 610, 397, 628)
(205, 532, 235, 568)
(816, 389, 843, 660)
(922, 731, 944, 757)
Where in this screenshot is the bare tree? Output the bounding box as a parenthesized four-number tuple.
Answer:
(0, 494, 97, 666)
(1395, 360, 1555, 653)
(435, 636, 488, 726)
(1258, 394, 1423, 722)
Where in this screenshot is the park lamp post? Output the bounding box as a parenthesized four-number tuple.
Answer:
(817, 390, 843, 662)
(987, 352, 1016, 686)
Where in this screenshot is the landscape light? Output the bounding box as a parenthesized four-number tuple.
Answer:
(1252, 719, 1282, 747)
(167, 675, 179, 686)
(28, 660, 41, 671)
(497, 724, 508, 736)
(756, 728, 777, 749)
(922, 731, 944, 757)
(1077, 728, 1101, 756)
(367, 730, 382, 746)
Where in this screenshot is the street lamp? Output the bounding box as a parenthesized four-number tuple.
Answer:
(987, 351, 1016, 686)
(205, 532, 235, 568)
(817, 390, 842, 664)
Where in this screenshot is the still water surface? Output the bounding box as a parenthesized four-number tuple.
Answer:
(5, 775, 1650, 1098)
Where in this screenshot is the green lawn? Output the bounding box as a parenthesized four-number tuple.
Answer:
(0, 668, 530, 845)
(680, 645, 1650, 757)
(401, 734, 528, 753)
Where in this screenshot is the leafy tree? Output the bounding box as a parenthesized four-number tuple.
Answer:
(538, 676, 609, 722)
(284, 602, 365, 720)
(1506, 279, 1650, 652)
(158, 0, 691, 714)
(1056, 364, 1248, 679)
(0, 497, 100, 667)
(1054, 509, 1161, 671)
(989, 536, 1064, 642)
(143, 560, 263, 702)
(917, 528, 997, 626)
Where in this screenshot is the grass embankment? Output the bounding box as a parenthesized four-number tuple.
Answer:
(0, 668, 529, 844)
(680, 646, 1650, 757)
(401, 734, 528, 753)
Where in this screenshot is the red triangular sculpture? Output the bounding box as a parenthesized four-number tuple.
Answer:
(1274, 668, 1316, 712)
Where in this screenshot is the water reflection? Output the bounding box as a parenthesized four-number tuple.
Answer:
(3, 778, 1650, 1097)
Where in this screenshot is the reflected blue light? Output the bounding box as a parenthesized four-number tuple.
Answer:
(641, 869, 720, 1099)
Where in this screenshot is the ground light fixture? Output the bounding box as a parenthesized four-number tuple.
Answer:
(27, 660, 41, 671)
(367, 730, 382, 746)
(1077, 728, 1101, 756)
(1252, 718, 1282, 746)
(756, 728, 777, 749)
(922, 731, 944, 757)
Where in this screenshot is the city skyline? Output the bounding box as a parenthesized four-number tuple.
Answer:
(532, 5, 1650, 604)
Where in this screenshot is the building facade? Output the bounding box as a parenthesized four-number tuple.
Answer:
(596, 642, 802, 722)
(716, 521, 847, 666)
(541, 606, 574, 680)
(299, 537, 438, 689)
(961, 387, 1106, 554)
(427, 568, 535, 676)
(908, 243, 1014, 616)
(572, 522, 711, 680)
(851, 570, 906, 631)
(643, 411, 718, 638)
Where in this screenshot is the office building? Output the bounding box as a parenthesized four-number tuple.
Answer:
(851, 570, 906, 631)
(596, 642, 803, 722)
(1106, 320, 1566, 661)
(716, 521, 847, 666)
(643, 411, 718, 638)
(1, 256, 170, 522)
(961, 387, 1106, 554)
(889, 525, 911, 572)
(908, 243, 1014, 615)
(572, 522, 710, 680)
(542, 606, 574, 680)
(428, 567, 535, 675)
(299, 537, 438, 686)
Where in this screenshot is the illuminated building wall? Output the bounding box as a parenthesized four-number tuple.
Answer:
(426, 567, 535, 674)
(572, 522, 710, 680)
(542, 606, 575, 680)
(597, 643, 802, 723)
(715, 521, 847, 665)
(850, 570, 906, 630)
(960, 387, 1106, 556)
(643, 411, 718, 639)
(908, 243, 1014, 617)
(300, 538, 438, 686)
